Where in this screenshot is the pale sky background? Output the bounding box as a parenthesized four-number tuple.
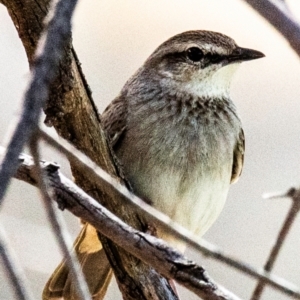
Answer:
(1, 0, 300, 299)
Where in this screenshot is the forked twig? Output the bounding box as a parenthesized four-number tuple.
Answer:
(238, 1, 300, 298)
(251, 188, 300, 300)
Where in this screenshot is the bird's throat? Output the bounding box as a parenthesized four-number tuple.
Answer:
(180, 62, 240, 99)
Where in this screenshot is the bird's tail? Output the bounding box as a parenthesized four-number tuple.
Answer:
(43, 223, 112, 300)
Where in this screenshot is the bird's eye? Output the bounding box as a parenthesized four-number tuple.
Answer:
(186, 47, 204, 62)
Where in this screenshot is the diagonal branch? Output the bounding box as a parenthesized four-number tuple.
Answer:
(239, 1, 300, 299)
(0, 226, 35, 300)
(243, 0, 300, 57)
(0, 0, 78, 205)
(6, 131, 300, 299)
(10, 147, 240, 300)
(29, 137, 92, 300)
(36, 129, 300, 300)
(250, 189, 300, 300)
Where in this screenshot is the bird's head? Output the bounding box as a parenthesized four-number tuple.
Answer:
(142, 30, 264, 98)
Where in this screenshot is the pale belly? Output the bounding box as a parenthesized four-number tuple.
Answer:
(125, 160, 232, 251)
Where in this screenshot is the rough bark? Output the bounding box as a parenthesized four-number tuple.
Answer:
(0, 0, 176, 298)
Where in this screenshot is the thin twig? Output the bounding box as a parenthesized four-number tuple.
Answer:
(251, 189, 300, 300)
(0, 226, 35, 300)
(240, 1, 300, 297)
(243, 0, 300, 57)
(34, 130, 300, 299)
(29, 137, 92, 300)
(0, 0, 78, 206)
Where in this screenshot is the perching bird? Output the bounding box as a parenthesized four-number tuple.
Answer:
(43, 30, 264, 299)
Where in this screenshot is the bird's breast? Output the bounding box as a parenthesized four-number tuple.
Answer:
(116, 94, 241, 246)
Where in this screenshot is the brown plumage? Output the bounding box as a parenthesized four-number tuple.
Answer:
(43, 30, 263, 299)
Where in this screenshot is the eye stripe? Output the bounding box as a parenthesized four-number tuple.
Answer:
(204, 53, 224, 64)
(162, 51, 225, 65)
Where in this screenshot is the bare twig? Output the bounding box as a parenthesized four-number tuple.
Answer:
(0, 226, 35, 300)
(251, 188, 300, 300)
(29, 137, 92, 300)
(0, 0, 78, 206)
(236, 1, 300, 298)
(243, 0, 300, 57)
(20, 132, 300, 299)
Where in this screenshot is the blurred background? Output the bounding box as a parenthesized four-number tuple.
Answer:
(1, 0, 300, 299)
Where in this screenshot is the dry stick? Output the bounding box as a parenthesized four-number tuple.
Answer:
(0, 0, 78, 206)
(12, 145, 300, 300)
(0, 227, 36, 300)
(37, 129, 300, 299)
(243, 0, 300, 56)
(251, 189, 300, 300)
(239, 0, 300, 298)
(29, 137, 91, 300)
(14, 150, 240, 300)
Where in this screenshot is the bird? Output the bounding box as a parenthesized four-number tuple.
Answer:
(43, 30, 264, 299)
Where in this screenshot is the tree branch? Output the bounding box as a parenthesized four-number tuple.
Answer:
(243, 0, 300, 57)
(251, 189, 300, 300)
(10, 147, 240, 300)
(0, 227, 35, 300)
(0, 0, 78, 205)
(29, 137, 92, 300)
(5, 137, 300, 299)
(239, 2, 300, 299)
(0, 0, 180, 297)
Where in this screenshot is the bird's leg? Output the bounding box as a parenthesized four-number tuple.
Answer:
(168, 279, 181, 299)
(145, 223, 181, 299)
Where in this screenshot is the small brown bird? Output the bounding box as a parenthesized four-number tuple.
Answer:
(43, 30, 264, 299)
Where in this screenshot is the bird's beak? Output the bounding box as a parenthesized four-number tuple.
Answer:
(227, 47, 265, 63)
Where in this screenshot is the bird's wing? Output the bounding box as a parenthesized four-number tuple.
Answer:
(102, 95, 127, 148)
(231, 128, 245, 184)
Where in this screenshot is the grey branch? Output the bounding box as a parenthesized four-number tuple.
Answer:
(0, 226, 36, 300)
(5, 136, 300, 299)
(11, 147, 239, 300)
(243, 0, 300, 57)
(0, 0, 78, 205)
(239, 1, 300, 299)
(29, 138, 92, 300)
(38, 129, 300, 300)
(251, 189, 300, 300)
(0, 0, 79, 297)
